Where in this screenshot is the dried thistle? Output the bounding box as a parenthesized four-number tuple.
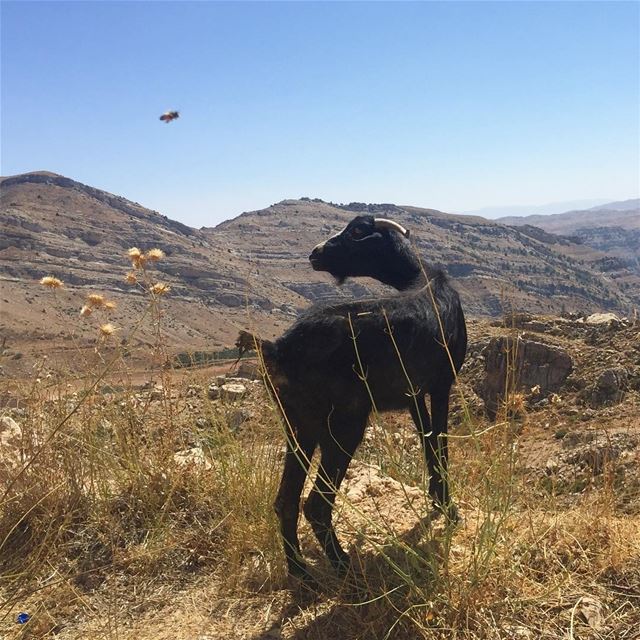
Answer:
(40, 276, 63, 289)
(127, 247, 146, 268)
(104, 300, 117, 310)
(99, 323, 116, 337)
(125, 272, 138, 285)
(146, 248, 165, 262)
(150, 282, 171, 296)
(87, 294, 106, 307)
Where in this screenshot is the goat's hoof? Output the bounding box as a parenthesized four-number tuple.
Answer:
(289, 573, 320, 597)
(430, 502, 460, 525)
(288, 568, 319, 593)
(287, 559, 315, 583)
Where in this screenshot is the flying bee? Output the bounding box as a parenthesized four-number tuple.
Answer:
(159, 110, 180, 123)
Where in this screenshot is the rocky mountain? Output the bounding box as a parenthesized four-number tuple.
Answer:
(462, 198, 613, 219)
(588, 198, 640, 213)
(0, 171, 298, 366)
(496, 199, 639, 233)
(1, 172, 638, 370)
(207, 198, 639, 317)
(496, 199, 639, 295)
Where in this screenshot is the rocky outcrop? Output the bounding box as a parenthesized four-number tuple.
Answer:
(585, 312, 621, 327)
(589, 368, 628, 407)
(476, 336, 573, 420)
(544, 430, 639, 508)
(235, 361, 260, 380)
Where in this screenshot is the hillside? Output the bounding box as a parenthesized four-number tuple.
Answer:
(462, 198, 613, 218)
(588, 198, 640, 213)
(496, 199, 639, 295)
(497, 199, 639, 234)
(1, 173, 638, 372)
(0, 172, 300, 369)
(206, 198, 638, 317)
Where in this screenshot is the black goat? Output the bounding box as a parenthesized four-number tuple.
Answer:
(250, 215, 467, 582)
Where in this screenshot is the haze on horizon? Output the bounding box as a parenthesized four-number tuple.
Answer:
(1, 1, 638, 227)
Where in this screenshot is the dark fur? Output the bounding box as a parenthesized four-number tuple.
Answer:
(249, 215, 467, 582)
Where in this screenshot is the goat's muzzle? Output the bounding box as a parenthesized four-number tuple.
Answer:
(309, 243, 326, 271)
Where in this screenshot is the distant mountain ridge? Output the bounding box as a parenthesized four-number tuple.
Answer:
(587, 199, 640, 213)
(461, 198, 615, 219)
(497, 199, 639, 231)
(496, 200, 639, 275)
(1, 172, 638, 364)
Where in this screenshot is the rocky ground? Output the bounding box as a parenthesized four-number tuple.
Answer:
(461, 313, 640, 513)
(1, 313, 639, 639)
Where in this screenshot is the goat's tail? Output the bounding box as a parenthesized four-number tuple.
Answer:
(235, 330, 277, 371)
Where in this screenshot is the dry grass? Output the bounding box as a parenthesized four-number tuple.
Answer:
(1, 255, 639, 639)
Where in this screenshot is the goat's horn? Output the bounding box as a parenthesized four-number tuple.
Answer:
(374, 218, 410, 237)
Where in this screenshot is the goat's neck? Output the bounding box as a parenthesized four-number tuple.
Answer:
(380, 248, 430, 291)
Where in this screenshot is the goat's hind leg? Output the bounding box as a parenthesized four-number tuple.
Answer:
(274, 430, 316, 583)
(430, 388, 458, 520)
(409, 394, 436, 493)
(303, 413, 367, 576)
(410, 392, 457, 521)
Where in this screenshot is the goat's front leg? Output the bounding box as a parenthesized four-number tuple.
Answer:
(274, 433, 316, 582)
(303, 417, 367, 576)
(410, 392, 456, 519)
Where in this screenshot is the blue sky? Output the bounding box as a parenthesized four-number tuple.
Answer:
(2, 1, 639, 227)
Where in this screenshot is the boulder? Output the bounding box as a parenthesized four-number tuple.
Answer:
(221, 383, 247, 401)
(585, 312, 621, 327)
(476, 336, 573, 420)
(590, 367, 627, 407)
(227, 408, 250, 430)
(149, 385, 164, 400)
(173, 447, 212, 470)
(234, 360, 260, 380)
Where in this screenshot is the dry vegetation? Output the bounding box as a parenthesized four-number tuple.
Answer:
(1, 252, 639, 640)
